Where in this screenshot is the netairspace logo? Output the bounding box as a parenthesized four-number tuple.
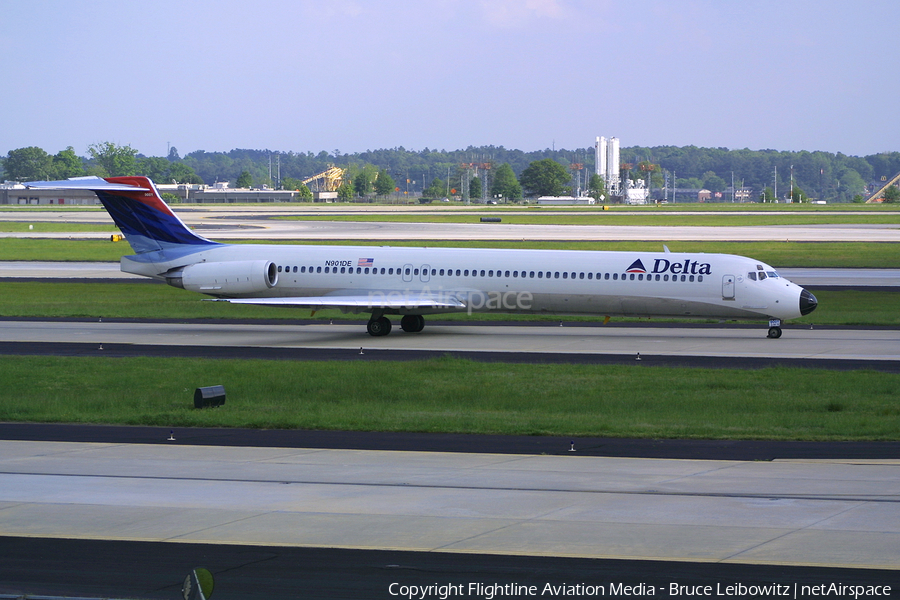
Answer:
(367, 287, 533, 315)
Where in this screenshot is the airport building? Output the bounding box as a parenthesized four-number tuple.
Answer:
(0, 181, 304, 205)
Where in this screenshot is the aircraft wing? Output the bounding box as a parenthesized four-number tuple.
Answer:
(212, 292, 467, 311)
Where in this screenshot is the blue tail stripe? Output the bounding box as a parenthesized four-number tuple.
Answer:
(96, 191, 217, 251)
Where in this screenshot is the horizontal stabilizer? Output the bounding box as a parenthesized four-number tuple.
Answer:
(25, 176, 150, 192)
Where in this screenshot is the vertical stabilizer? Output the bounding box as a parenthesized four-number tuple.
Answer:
(26, 176, 219, 255)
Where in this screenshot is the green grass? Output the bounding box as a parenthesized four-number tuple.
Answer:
(2, 238, 899, 268)
(0, 282, 896, 326)
(0, 238, 127, 261)
(0, 356, 896, 440)
(0, 223, 118, 233)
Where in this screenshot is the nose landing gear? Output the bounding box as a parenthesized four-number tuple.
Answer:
(767, 319, 782, 339)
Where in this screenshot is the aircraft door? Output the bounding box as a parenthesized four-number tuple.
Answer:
(420, 264, 431, 283)
(402, 264, 414, 283)
(722, 274, 735, 300)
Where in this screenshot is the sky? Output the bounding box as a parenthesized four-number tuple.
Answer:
(3, 0, 899, 159)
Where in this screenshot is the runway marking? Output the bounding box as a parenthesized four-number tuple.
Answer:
(2, 470, 897, 503)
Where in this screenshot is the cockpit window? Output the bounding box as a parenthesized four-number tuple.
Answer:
(766, 271, 779, 278)
(747, 272, 757, 281)
(758, 272, 767, 280)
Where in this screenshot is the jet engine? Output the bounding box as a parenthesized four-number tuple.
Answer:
(166, 260, 278, 295)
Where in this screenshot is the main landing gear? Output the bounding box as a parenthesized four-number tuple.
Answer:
(366, 314, 426, 336)
(366, 316, 392, 337)
(400, 314, 425, 333)
(767, 319, 782, 339)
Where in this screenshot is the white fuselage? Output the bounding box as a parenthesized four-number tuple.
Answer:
(123, 243, 808, 322)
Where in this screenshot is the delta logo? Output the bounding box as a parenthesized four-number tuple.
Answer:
(626, 258, 712, 275)
(626, 259, 647, 273)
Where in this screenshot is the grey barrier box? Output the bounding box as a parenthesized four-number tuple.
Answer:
(194, 385, 226, 409)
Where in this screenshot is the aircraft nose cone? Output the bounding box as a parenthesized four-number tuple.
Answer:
(799, 288, 817, 316)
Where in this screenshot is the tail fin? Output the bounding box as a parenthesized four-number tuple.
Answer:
(26, 176, 219, 255)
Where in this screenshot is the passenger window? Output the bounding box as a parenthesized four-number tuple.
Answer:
(455, 269, 461, 276)
(562, 272, 568, 279)
(655, 274, 660, 281)
(554, 272, 560, 279)
(341, 267, 346, 273)
(638, 274, 643, 281)
(505, 270, 510, 277)
(613, 273, 618, 280)
(630, 274, 635, 280)
(604, 273, 609, 280)
(317, 267, 322, 273)
(529, 271, 535, 278)
(698, 275, 703, 282)
(489, 270, 494, 277)
(301, 266, 306, 273)
(681, 275, 686, 281)
(538, 272, 543, 278)
(277, 266, 282, 273)
(689, 275, 695, 282)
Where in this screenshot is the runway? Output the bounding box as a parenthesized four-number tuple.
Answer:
(1, 320, 898, 366)
(2, 205, 900, 242)
(0, 440, 897, 599)
(5, 220, 900, 241)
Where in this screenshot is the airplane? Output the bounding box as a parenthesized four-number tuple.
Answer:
(26, 176, 817, 338)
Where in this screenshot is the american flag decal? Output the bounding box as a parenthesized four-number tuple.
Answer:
(358, 258, 374, 267)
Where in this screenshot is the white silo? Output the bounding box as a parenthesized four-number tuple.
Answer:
(595, 136, 620, 195)
(607, 137, 620, 195)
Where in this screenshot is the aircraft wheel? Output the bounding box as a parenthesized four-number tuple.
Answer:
(367, 316, 392, 336)
(401, 314, 425, 333)
(767, 326, 782, 339)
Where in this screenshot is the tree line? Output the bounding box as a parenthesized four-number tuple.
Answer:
(3, 142, 899, 203)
